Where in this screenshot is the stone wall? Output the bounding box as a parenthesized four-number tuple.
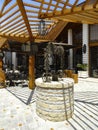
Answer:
(35, 78, 74, 122)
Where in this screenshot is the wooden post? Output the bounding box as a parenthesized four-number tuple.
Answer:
(72, 74, 78, 83)
(29, 55, 35, 89)
(0, 59, 6, 88)
(0, 59, 3, 68)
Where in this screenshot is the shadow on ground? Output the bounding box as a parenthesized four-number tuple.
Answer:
(6, 87, 36, 105)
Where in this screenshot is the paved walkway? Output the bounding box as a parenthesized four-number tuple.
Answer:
(0, 78, 98, 130)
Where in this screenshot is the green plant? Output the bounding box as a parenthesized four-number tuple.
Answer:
(82, 64, 88, 70)
(77, 63, 88, 71)
(77, 63, 82, 68)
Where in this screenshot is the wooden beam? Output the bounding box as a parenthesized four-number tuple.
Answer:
(81, 11, 98, 18)
(16, 0, 35, 90)
(1, 0, 11, 13)
(1, 21, 24, 33)
(39, 3, 98, 19)
(89, 42, 98, 47)
(6, 26, 26, 35)
(62, 0, 69, 13)
(46, 0, 52, 13)
(10, 28, 27, 35)
(27, 15, 38, 18)
(26, 9, 38, 14)
(15, 31, 28, 37)
(93, 0, 98, 8)
(86, 10, 98, 16)
(26, 9, 39, 14)
(2, 2, 17, 16)
(0, 9, 19, 24)
(38, 0, 44, 15)
(29, 56, 35, 90)
(33, 0, 62, 10)
(0, 19, 23, 32)
(53, 16, 79, 23)
(1, 0, 6, 13)
(0, 34, 29, 43)
(53, 0, 61, 12)
(0, 14, 22, 28)
(74, 13, 98, 23)
(0, 12, 1, 17)
(15, 32, 28, 38)
(82, 0, 91, 10)
(71, 0, 79, 11)
(43, 8, 98, 24)
(25, 3, 52, 13)
(24, 2, 40, 9)
(16, 0, 34, 41)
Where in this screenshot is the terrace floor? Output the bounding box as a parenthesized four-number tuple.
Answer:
(0, 78, 98, 130)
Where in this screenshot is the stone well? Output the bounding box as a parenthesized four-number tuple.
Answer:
(35, 78, 74, 122)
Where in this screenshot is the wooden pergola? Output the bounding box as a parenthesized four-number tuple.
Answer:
(0, 0, 98, 89)
(0, 0, 98, 43)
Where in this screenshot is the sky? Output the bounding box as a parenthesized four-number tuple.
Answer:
(0, 0, 86, 12)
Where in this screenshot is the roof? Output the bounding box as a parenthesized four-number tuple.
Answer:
(0, 0, 98, 43)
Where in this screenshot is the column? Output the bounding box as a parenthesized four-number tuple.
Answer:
(68, 29, 73, 69)
(12, 52, 17, 70)
(82, 24, 89, 77)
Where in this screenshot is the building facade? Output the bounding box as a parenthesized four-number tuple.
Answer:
(57, 23, 98, 78)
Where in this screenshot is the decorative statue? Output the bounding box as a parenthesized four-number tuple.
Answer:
(42, 42, 65, 82)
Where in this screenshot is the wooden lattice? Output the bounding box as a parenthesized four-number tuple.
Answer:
(0, 0, 98, 43)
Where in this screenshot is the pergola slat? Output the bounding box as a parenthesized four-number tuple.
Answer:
(0, 0, 11, 13)
(71, 0, 79, 11)
(46, 0, 53, 13)
(62, 0, 70, 13)
(82, 0, 91, 10)
(12, 28, 27, 35)
(16, 0, 34, 41)
(2, 22, 25, 34)
(2, 2, 17, 17)
(0, 19, 24, 32)
(0, 33, 29, 43)
(0, 14, 22, 28)
(0, 9, 19, 24)
(93, 0, 98, 8)
(0, 0, 98, 43)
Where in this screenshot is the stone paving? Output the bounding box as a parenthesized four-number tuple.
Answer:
(0, 78, 98, 130)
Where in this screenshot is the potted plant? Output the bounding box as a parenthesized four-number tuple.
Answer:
(77, 63, 88, 71)
(81, 64, 88, 71)
(77, 63, 82, 70)
(77, 63, 88, 78)
(93, 68, 98, 78)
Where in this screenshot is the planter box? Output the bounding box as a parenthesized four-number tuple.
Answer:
(78, 71, 88, 78)
(93, 70, 98, 78)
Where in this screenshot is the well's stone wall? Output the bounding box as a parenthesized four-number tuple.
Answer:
(35, 78, 74, 122)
